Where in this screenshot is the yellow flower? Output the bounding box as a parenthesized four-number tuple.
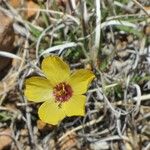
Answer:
(24, 56, 95, 125)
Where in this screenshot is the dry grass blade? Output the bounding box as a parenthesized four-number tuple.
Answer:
(0, 51, 22, 60)
(40, 42, 78, 57)
(95, 0, 101, 49)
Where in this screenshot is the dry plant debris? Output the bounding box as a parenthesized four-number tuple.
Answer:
(0, 0, 150, 150)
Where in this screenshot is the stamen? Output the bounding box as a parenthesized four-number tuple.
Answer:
(53, 82, 73, 102)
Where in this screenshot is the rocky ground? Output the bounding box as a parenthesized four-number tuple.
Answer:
(0, 0, 150, 150)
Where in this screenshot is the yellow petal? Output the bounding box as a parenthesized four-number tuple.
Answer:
(38, 100, 66, 125)
(68, 69, 95, 95)
(25, 77, 52, 102)
(63, 95, 86, 117)
(41, 56, 70, 86)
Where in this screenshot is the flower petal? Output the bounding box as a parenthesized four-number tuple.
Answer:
(68, 69, 95, 95)
(38, 100, 66, 125)
(63, 95, 86, 117)
(41, 56, 70, 86)
(25, 77, 52, 102)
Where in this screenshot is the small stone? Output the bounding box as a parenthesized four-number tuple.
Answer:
(20, 129, 28, 136)
(26, 0, 40, 18)
(37, 120, 47, 130)
(0, 11, 15, 78)
(144, 24, 150, 36)
(127, 35, 134, 43)
(116, 40, 127, 51)
(60, 133, 78, 150)
(0, 129, 12, 150)
(0, 11, 15, 53)
(8, 0, 21, 8)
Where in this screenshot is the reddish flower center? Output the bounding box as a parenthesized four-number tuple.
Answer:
(53, 82, 73, 102)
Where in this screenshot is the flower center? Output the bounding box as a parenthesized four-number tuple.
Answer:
(53, 82, 73, 102)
